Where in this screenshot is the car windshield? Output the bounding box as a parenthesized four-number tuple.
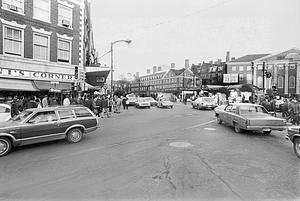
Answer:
(11, 111, 33, 122)
(139, 98, 149, 102)
(239, 106, 268, 115)
(203, 97, 214, 102)
(144, 97, 154, 101)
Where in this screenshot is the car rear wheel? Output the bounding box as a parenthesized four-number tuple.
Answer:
(217, 116, 222, 124)
(67, 128, 83, 143)
(234, 123, 242, 133)
(0, 137, 12, 157)
(293, 137, 300, 159)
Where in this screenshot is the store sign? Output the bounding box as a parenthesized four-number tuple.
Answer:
(223, 74, 238, 83)
(0, 67, 74, 81)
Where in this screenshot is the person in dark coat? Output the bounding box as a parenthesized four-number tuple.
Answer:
(10, 96, 19, 118)
(95, 96, 103, 117)
(27, 96, 37, 109)
(122, 97, 127, 110)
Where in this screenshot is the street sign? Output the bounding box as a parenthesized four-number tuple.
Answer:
(103, 83, 108, 89)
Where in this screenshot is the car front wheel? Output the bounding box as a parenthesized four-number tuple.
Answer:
(0, 137, 12, 157)
(293, 137, 300, 159)
(67, 128, 83, 143)
(234, 123, 242, 133)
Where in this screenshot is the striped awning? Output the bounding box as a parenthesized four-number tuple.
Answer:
(0, 78, 38, 91)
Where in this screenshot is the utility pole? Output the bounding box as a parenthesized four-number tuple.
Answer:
(262, 62, 265, 93)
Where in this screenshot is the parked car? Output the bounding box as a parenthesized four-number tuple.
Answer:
(143, 97, 158, 106)
(0, 106, 99, 157)
(157, 97, 173, 108)
(214, 103, 286, 134)
(286, 126, 300, 159)
(0, 104, 11, 122)
(135, 98, 151, 108)
(192, 97, 217, 110)
(127, 97, 138, 106)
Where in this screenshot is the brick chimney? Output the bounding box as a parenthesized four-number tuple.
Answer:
(171, 63, 175, 69)
(185, 59, 189, 68)
(136, 72, 139, 78)
(153, 66, 157, 74)
(146, 69, 150, 74)
(231, 57, 235, 61)
(157, 66, 162, 71)
(226, 51, 230, 62)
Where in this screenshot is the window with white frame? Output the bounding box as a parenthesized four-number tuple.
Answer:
(246, 66, 251, 71)
(33, 33, 49, 61)
(57, 39, 71, 63)
(58, 4, 72, 28)
(3, 26, 23, 56)
(246, 74, 252, 83)
(2, 0, 24, 14)
(239, 66, 244, 71)
(33, 0, 50, 22)
(289, 76, 295, 88)
(232, 66, 236, 71)
(289, 63, 296, 69)
(278, 76, 284, 88)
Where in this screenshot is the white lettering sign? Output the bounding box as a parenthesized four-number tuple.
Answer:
(0, 67, 74, 82)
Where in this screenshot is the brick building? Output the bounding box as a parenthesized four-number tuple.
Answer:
(0, 0, 86, 95)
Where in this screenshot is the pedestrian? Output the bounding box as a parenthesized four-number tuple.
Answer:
(261, 98, 271, 111)
(102, 96, 110, 118)
(122, 97, 126, 110)
(27, 96, 37, 108)
(42, 95, 48, 107)
(290, 99, 298, 125)
(282, 98, 289, 118)
(125, 97, 129, 110)
(269, 97, 276, 117)
(10, 96, 19, 118)
(36, 98, 42, 108)
(95, 96, 103, 117)
(108, 96, 114, 113)
(63, 95, 71, 106)
(114, 96, 121, 113)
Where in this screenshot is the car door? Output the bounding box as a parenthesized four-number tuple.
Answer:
(227, 105, 237, 126)
(221, 105, 232, 124)
(57, 110, 78, 133)
(20, 111, 61, 145)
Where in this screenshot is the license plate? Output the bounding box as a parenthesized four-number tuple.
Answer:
(263, 128, 271, 132)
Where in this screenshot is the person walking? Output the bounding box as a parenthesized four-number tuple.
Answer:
(42, 95, 49, 107)
(36, 98, 42, 108)
(63, 95, 71, 106)
(102, 96, 110, 118)
(125, 97, 129, 110)
(10, 96, 19, 118)
(114, 96, 121, 113)
(27, 96, 37, 109)
(269, 97, 276, 117)
(282, 98, 289, 118)
(108, 96, 113, 113)
(122, 97, 126, 110)
(95, 96, 103, 117)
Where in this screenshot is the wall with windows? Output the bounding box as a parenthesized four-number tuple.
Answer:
(0, 0, 82, 66)
(227, 63, 253, 85)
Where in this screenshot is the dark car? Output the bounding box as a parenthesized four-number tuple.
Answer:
(0, 106, 99, 157)
(286, 126, 300, 159)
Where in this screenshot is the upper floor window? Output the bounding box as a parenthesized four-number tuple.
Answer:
(239, 66, 244, 71)
(57, 39, 71, 63)
(33, 0, 50, 22)
(3, 26, 23, 56)
(2, 0, 24, 14)
(289, 63, 296, 69)
(58, 4, 72, 28)
(33, 33, 49, 61)
(289, 76, 295, 88)
(246, 66, 251, 71)
(232, 66, 236, 71)
(278, 76, 284, 89)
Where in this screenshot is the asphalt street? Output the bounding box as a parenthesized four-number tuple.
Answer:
(0, 103, 299, 201)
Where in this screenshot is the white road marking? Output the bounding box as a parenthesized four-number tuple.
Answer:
(185, 120, 215, 130)
(204, 128, 216, 131)
(169, 142, 193, 148)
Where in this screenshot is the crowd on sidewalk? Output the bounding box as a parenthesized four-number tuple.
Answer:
(9, 94, 131, 119)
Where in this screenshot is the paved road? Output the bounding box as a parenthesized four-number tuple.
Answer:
(0, 103, 299, 201)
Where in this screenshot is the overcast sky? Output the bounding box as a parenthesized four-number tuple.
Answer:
(91, 0, 300, 79)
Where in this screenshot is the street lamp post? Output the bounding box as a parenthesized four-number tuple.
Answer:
(110, 39, 131, 97)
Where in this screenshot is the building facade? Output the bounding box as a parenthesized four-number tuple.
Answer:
(0, 0, 85, 95)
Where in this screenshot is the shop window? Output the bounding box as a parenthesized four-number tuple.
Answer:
(33, 33, 49, 61)
(2, 0, 24, 14)
(289, 76, 295, 88)
(58, 4, 72, 28)
(278, 76, 284, 89)
(57, 39, 71, 63)
(33, 0, 50, 22)
(4, 26, 23, 56)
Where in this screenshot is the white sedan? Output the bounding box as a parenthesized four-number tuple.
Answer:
(0, 104, 11, 122)
(192, 97, 217, 110)
(157, 98, 173, 108)
(135, 98, 151, 108)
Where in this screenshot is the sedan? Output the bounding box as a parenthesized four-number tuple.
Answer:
(286, 126, 300, 159)
(0, 104, 11, 122)
(142, 97, 158, 106)
(135, 98, 151, 108)
(215, 103, 286, 134)
(0, 106, 99, 157)
(157, 98, 173, 108)
(192, 97, 217, 110)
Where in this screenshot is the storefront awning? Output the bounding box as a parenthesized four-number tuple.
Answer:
(33, 80, 72, 91)
(0, 78, 38, 91)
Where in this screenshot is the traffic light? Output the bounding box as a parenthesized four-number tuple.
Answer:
(265, 72, 272, 78)
(80, 71, 86, 81)
(74, 66, 78, 79)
